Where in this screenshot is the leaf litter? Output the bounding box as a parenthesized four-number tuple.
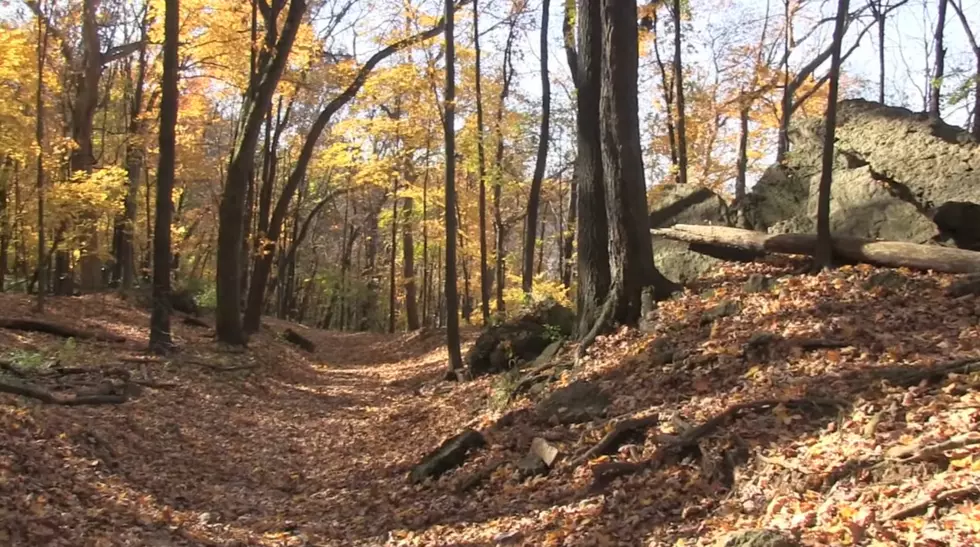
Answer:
(1, 261, 980, 545)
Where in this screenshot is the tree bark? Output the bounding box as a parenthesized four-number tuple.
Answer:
(814, 0, 850, 269)
(34, 3, 48, 311)
(388, 176, 399, 334)
(735, 100, 750, 202)
(119, 16, 149, 292)
(651, 9, 678, 179)
(652, 224, 980, 274)
(473, 0, 491, 324)
(575, 0, 610, 337)
(597, 0, 676, 327)
(215, 0, 307, 346)
(522, 0, 551, 294)
(672, 0, 689, 185)
(444, 0, 464, 378)
(150, 0, 179, 354)
(493, 17, 519, 314)
(402, 197, 420, 330)
(930, 0, 948, 118)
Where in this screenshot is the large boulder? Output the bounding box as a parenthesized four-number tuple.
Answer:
(465, 302, 574, 377)
(740, 99, 980, 248)
(649, 184, 731, 284)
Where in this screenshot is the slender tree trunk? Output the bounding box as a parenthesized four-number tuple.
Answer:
(34, 3, 48, 311)
(536, 214, 546, 276)
(814, 0, 850, 269)
(421, 153, 430, 325)
(120, 23, 148, 292)
(575, 0, 610, 337)
(150, 0, 179, 354)
(672, 0, 689, 185)
(473, 0, 491, 324)
(388, 176, 398, 334)
(651, 10, 678, 179)
(0, 159, 9, 291)
(562, 176, 576, 288)
(523, 0, 551, 294)
(930, 0, 948, 118)
(444, 0, 463, 378)
(735, 99, 750, 202)
(948, 0, 980, 138)
(493, 19, 518, 314)
(777, 0, 793, 162)
(402, 197, 420, 330)
(874, 0, 886, 104)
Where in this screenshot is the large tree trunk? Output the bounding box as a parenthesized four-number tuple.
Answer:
(671, 0, 689, 185)
(652, 224, 980, 274)
(444, 0, 464, 379)
(150, 0, 179, 354)
(930, 0, 948, 118)
(402, 197, 420, 331)
(522, 0, 551, 294)
(215, 0, 307, 346)
(575, 0, 610, 337)
(597, 0, 676, 327)
(473, 0, 491, 324)
(814, 0, 849, 269)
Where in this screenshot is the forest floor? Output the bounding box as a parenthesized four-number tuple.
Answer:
(2, 259, 980, 546)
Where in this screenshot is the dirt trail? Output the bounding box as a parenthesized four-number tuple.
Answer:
(0, 298, 489, 546)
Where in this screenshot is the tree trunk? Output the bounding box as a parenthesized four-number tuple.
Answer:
(562, 176, 576, 288)
(0, 158, 9, 291)
(473, 0, 491, 324)
(522, 0, 551, 294)
(873, 0, 886, 104)
(948, 0, 979, 138)
(651, 9, 678, 179)
(150, 0, 179, 354)
(575, 0, 610, 337)
(34, 4, 48, 311)
(402, 197, 420, 330)
(652, 224, 980, 274)
(672, 0, 689, 185)
(444, 0, 464, 378)
(814, 0, 849, 269)
(930, 0, 948, 118)
(119, 22, 148, 292)
(597, 0, 675, 326)
(493, 17, 518, 315)
(388, 177, 399, 334)
(215, 0, 306, 345)
(735, 100, 750, 202)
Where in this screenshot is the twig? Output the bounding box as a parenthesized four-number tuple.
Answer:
(588, 397, 844, 488)
(884, 485, 980, 521)
(570, 414, 660, 468)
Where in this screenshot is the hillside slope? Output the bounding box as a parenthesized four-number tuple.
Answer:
(1, 261, 979, 546)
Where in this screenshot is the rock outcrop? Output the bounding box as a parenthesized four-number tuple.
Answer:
(740, 100, 980, 247)
(465, 301, 575, 377)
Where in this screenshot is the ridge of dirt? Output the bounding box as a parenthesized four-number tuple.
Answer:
(2, 261, 980, 546)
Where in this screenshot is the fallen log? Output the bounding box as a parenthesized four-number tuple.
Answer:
(0, 318, 126, 343)
(283, 328, 316, 352)
(651, 224, 980, 274)
(0, 378, 129, 405)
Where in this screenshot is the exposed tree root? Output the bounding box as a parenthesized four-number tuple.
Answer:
(575, 284, 621, 364)
(456, 459, 506, 493)
(589, 398, 845, 489)
(880, 358, 980, 387)
(570, 413, 660, 468)
(0, 318, 126, 342)
(0, 378, 129, 405)
(884, 486, 980, 521)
